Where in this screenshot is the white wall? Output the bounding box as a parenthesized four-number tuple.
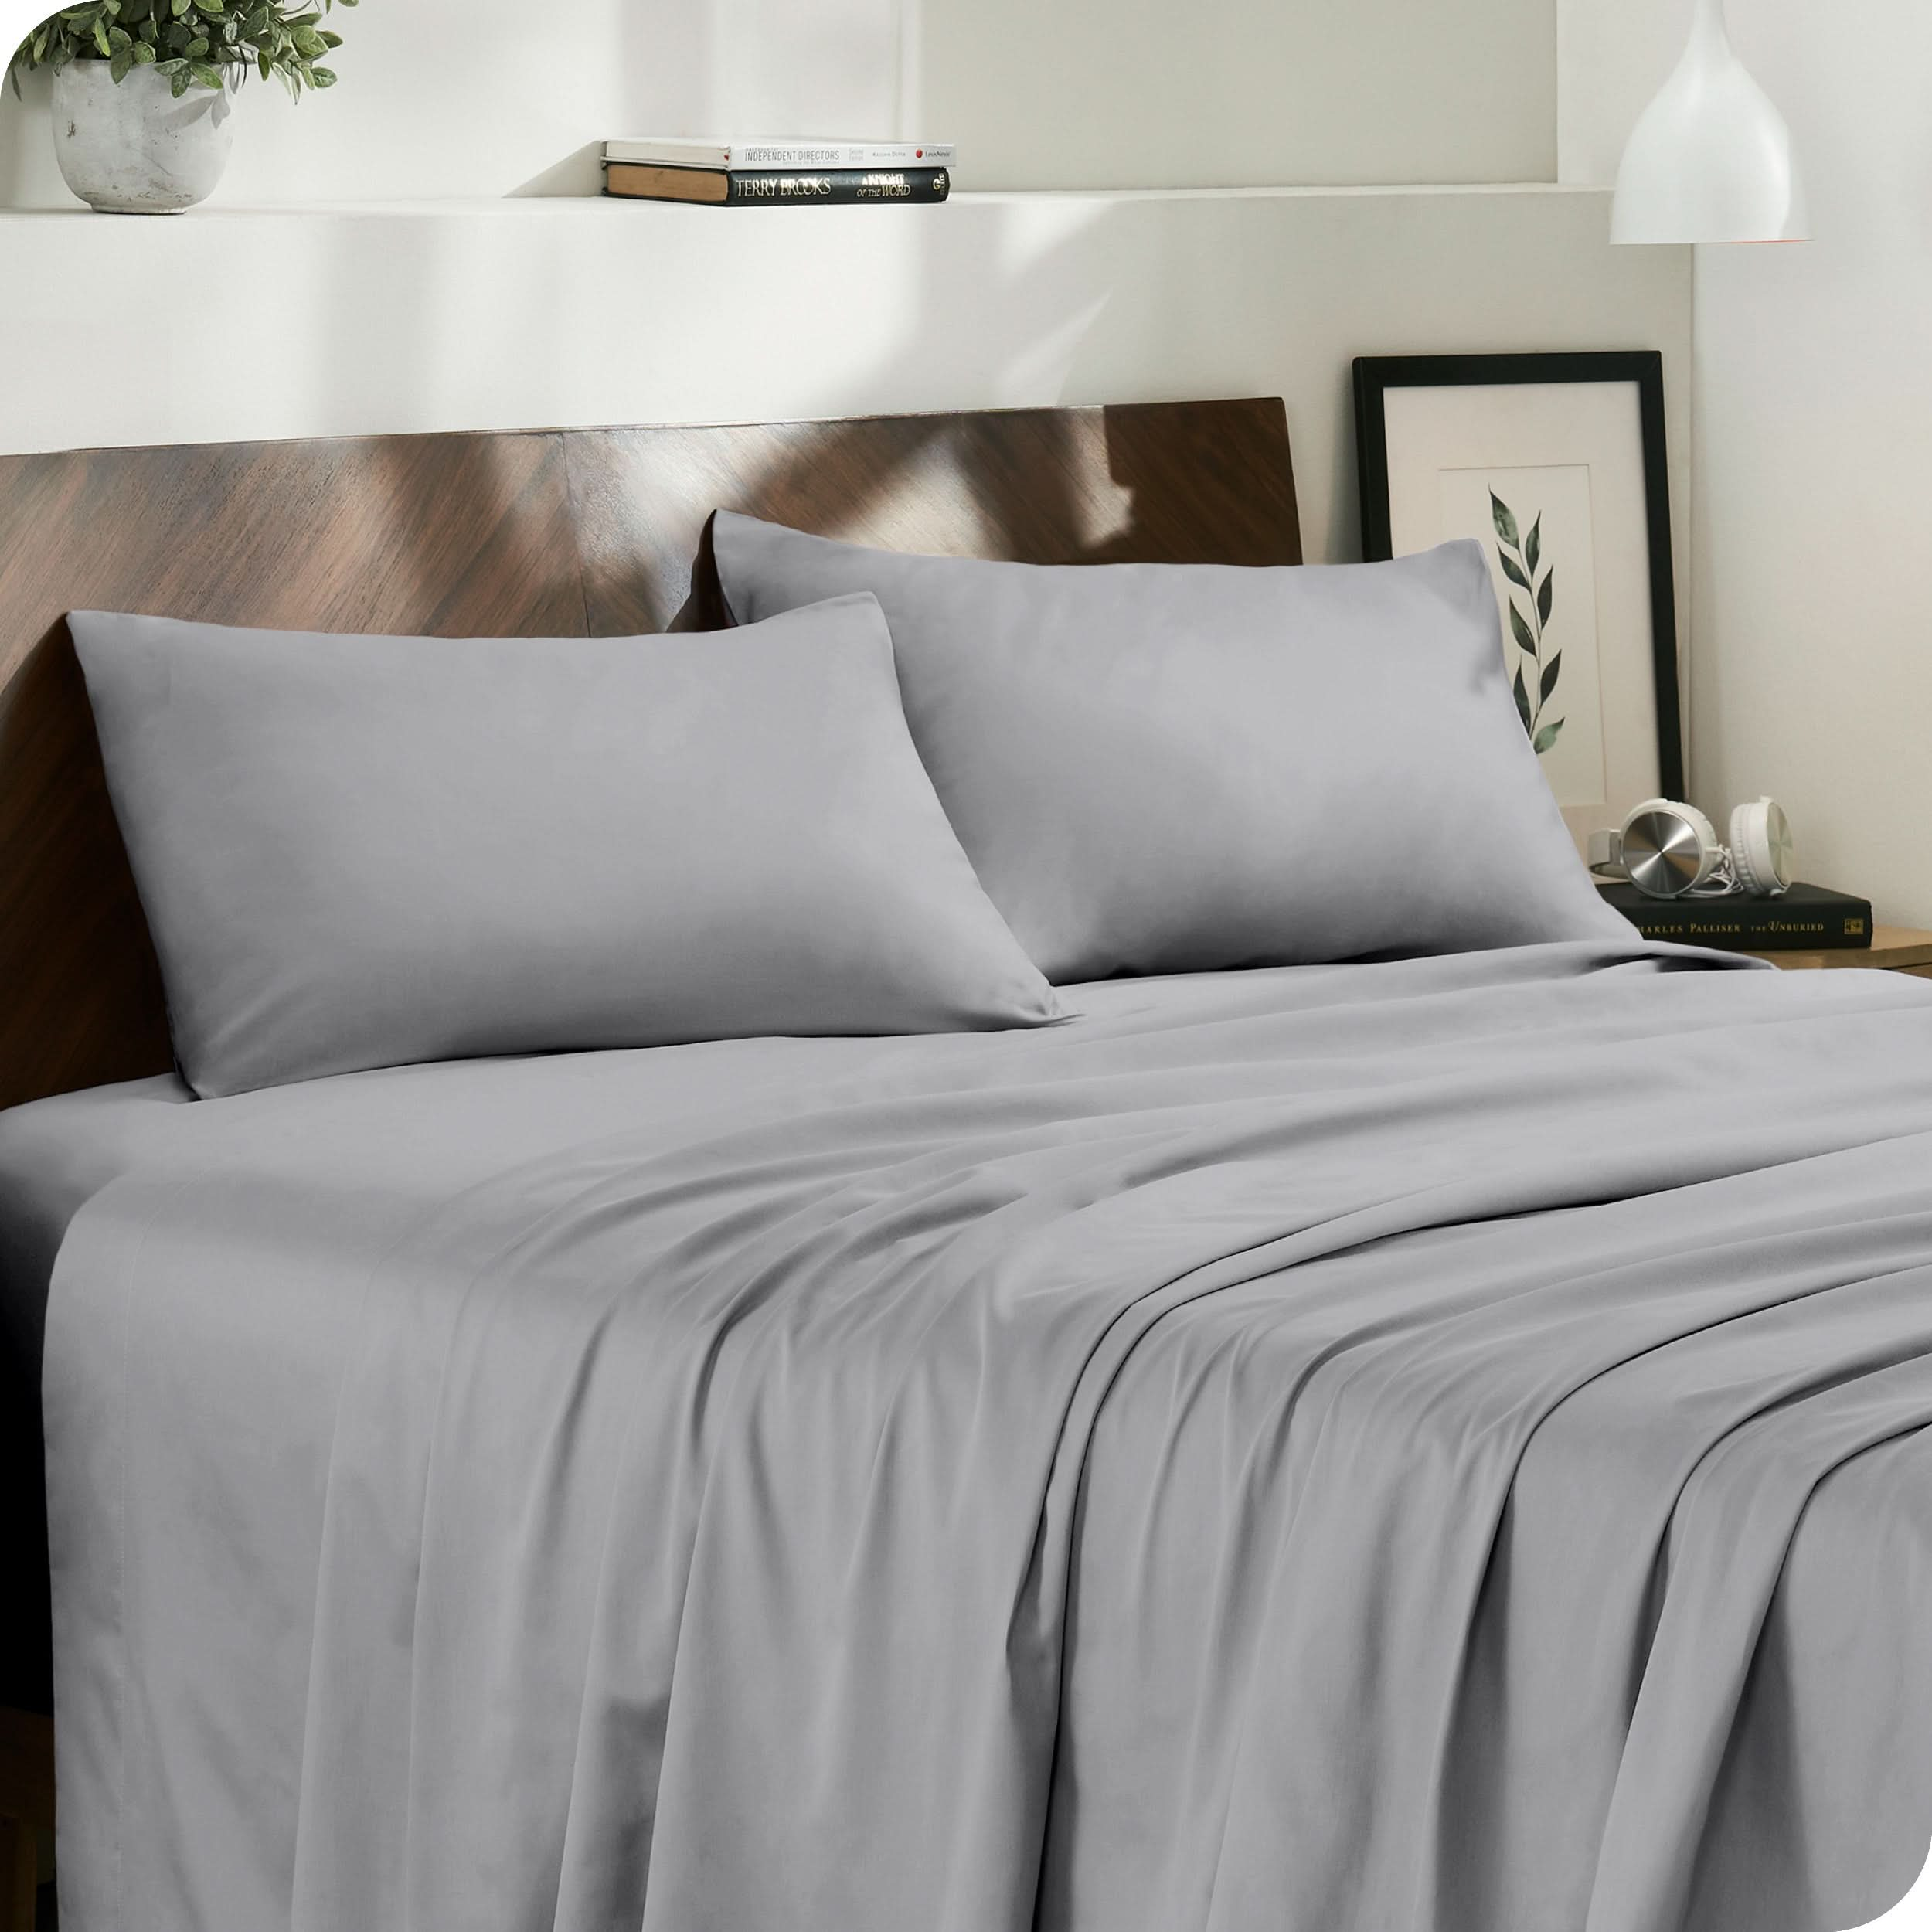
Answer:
(1560, 0, 1932, 927)
(0, 9, 1692, 709)
(0, 189, 1687, 574)
(1556, 0, 1684, 187)
(0, 0, 1555, 206)
(917, 0, 1556, 189)
(0, 1, 1678, 747)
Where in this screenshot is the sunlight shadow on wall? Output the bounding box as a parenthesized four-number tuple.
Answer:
(0, 65, 69, 209)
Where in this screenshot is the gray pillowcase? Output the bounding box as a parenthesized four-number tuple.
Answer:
(713, 514, 1631, 981)
(70, 596, 1063, 1098)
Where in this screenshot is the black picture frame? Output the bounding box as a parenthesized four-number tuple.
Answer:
(1352, 350, 1684, 802)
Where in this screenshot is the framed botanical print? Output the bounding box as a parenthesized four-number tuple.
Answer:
(1352, 351, 1684, 854)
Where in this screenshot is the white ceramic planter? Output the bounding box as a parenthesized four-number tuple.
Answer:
(51, 60, 236, 214)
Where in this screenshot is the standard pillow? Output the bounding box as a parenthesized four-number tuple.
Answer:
(70, 595, 1062, 1098)
(713, 514, 1631, 981)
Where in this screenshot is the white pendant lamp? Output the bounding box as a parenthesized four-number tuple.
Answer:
(1612, 0, 1808, 244)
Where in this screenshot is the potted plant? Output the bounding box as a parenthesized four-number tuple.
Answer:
(8, 0, 356, 214)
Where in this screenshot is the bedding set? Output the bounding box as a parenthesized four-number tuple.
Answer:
(4, 530, 1930, 1932)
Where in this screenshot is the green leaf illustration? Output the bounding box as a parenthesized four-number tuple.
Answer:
(1490, 491, 1520, 550)
(1525, 514, 1542, 577)
(1509, 602, 1537, 657)
(1532, 719, 1565, 756)
(1512, 662, 1532, 734)
(1537, 566, 1554, 627)
(1540, 651, 1562, 702)
(1498, 551, 1532, 594)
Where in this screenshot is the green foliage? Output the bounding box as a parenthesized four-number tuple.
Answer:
(1492, 491, 1564, 757)
(10, 0, 356, 102)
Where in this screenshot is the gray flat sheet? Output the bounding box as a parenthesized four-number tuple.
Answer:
(37, 944, 1932, 1932)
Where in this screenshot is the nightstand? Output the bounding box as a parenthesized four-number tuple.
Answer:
(1743, 927, 1932, 977)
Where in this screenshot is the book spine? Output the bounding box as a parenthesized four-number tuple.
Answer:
(723, 168, 949, 206)
(605, 142, 955, 169)
(730, 143, 954, 168)
(1608, 905, 1873, 949)
(607, 167, 952, 207)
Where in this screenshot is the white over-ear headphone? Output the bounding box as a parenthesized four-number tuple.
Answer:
(1589, 797, 1794, 900)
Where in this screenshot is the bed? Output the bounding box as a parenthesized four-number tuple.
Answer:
(3, 400, 1931, 1932)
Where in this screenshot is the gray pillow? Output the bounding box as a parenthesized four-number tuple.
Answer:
(713, 514, 1630, 981)
(70, 596, 1062, 1098)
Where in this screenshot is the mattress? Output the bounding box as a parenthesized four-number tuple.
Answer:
(23, 947, 1932, 1932)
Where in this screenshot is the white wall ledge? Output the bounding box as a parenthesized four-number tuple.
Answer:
(0, 182, 1611, 222)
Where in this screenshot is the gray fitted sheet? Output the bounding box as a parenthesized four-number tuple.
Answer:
(29, 948, 1932, 1932)
(0, 1042, 903, 1713)
(0, 1075, 193, 1713)
(0, 1075, 195, 1338)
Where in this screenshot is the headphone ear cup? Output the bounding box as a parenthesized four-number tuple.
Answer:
(1728, 803, 1762, 893)
(1729, 798, 1793, 896)
(1680, 804, 1723, 890)
(1621, 800, 1723, 897)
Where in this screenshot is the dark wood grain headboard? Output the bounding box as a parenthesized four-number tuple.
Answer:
(0, 398, 1300, 1111)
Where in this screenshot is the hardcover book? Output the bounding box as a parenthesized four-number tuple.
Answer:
(1596, 880, 1873, 950)
(604, 162, 951, 208)
(604, 137, 955, 169)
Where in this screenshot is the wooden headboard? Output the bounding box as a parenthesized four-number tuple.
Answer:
(0, 397, 1300, 1111)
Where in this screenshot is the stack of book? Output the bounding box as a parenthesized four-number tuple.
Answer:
(1596, 880, 1874, 951)
(603, 138, 954, 209)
